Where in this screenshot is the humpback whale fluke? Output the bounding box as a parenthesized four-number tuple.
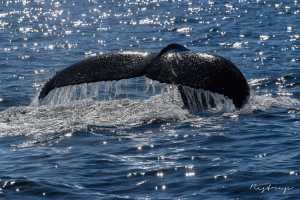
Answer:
(38, 44, 249, 110)
(38, 53, 156, 100)
(146, 45, 250, 108)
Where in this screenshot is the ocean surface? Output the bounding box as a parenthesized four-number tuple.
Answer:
(0, 0, 300, 199)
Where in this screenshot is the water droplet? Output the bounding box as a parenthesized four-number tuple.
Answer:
(290, 171, 295, 175)
(157, 172, 164, 177)
(260, 35, 270, 41)
(137, 145, 142, 150)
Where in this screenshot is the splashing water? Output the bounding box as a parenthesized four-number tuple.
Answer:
(32, 77, 168, 106)
(0, 77, 239, 143)
(1, 76, 300, 148)
(33, 76, 237, 113)
(178, 85, 236, 113)
(240, 91, 300, 114)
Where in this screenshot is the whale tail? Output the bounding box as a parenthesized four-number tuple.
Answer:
(38, 43, 249, 109)
(38, 44, 189, 101)
(145, 45, 249, 108)
(38, 53, 155, 100)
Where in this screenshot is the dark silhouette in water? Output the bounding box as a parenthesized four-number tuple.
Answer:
(38, 44, 250, 110)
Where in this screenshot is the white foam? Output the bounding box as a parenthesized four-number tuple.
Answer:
(0, 94, 189, 141)
(240, 91, 300, 114)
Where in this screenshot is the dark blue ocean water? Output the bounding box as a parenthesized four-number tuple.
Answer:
(0, 0, 300, 199)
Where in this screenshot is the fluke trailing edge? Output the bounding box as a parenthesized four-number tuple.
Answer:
(38, 44, 250, 110)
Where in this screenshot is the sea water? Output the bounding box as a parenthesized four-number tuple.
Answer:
(0, 0, 300, 199)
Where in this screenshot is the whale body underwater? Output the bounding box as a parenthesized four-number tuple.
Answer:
(38, 44, 250, 111)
